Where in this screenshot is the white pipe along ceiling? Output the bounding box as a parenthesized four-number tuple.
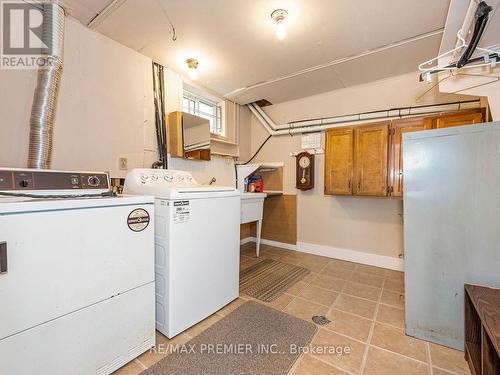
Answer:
(247, 99, 481, 136)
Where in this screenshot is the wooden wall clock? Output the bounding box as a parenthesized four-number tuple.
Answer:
(295, 151, 314, 190)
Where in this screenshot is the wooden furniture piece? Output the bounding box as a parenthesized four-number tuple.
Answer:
(167, 111, 211, 161)
(324, 127, 354, 195)
(436, 111, 483, 129)
(464, 284, 500, 375)
(423, 110, 485, 130)
(168, 111, 184, 158)
(324, 108, 485, 197)
(354, 122, 389, 196)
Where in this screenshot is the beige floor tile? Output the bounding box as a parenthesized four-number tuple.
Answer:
(112, 360, 144, 375)
(280, 255, 304, 267)
(349, 271, 385, 288)
(325, 309, 373, 342)
(343, 281, 381, 302)
(429, 343, 470, 375)
(364, 347, 429, 375)
(216, 298, 247, 316)
(321, 266, 353, 280)
(184, 313, 222, 338)
(385, 269, 404, 281)
(299, 260, 328, 273)
(259, 293, 295, 311)
(380, 289, 405, 309)
(432, 367, 467, 375)
(334, 294, 377, 320)
(310, 274, 346, 292)
(328, 259, 357, 270)
(137, 331, 190, 368)
(299, 285, 339, 307)
(283, 297, 329, 322)
(287, 281, 309, 296)
(291, 354, 349, 374)
(300, 271, 318, 284)
(355, 264, 386, 276)
(384, 278, 405, 293)
(265, 245, 292, 256)
(376, 304, 405, 329)
(370, 323, 428, 362)
(312, 329, 366, 374)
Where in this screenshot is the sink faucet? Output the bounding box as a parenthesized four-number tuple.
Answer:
(209, 177, 216, 185)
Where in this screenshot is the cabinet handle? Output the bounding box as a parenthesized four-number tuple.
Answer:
(358, 181, 361, 190)
(0, 242, 7, 274)
(348, 179, 351, 189)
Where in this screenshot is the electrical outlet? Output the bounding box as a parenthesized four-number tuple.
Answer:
(119, 157, 128, 170)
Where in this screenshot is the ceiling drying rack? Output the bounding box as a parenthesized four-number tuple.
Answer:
(418, 1, 498, 82)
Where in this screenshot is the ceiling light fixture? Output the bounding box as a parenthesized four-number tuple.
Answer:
(271, 9, 288, 40)
(186, 58, 199, 80)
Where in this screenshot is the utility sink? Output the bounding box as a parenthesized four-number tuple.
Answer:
(241, 192, 267, 257)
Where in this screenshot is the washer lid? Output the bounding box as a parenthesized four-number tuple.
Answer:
(123, 168, 240, 199)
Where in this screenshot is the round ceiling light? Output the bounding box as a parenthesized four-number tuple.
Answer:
(186, 58, 199, 80)
(271, 9, 288, 40)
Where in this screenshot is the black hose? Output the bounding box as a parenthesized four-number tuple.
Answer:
(234, 134, 273, 189)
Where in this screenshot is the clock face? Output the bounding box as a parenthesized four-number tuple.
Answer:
(299, 156, 310, 168)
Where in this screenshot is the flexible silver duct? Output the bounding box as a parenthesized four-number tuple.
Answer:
(28, 3, 65, 169)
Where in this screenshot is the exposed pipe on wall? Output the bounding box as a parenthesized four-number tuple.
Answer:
(28, 3, 65, 169)
(247, 99, 481, 136)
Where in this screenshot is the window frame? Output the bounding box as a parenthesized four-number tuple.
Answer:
(182, 91, 224, 137)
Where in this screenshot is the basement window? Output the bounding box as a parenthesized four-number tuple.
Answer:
(183, 91, 224, 136)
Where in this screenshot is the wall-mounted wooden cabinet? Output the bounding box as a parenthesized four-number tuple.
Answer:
(390, 117, 431, 197)
(167, 111, 211, 161)
(324, 128, 354, 195)
(354, 123, 389, 196)
(324, 108, 485, 197)
(324, 122, 389, 196)
(424, 110, 484, 129)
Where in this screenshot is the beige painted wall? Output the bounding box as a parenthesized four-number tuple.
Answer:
(0, 17, 154, 178)
(439, 69, 500, 119)
(246, 71, 477, 259)
(0, 17, 238, 187)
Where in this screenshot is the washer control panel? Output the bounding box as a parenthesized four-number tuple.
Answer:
(136, 170, 195, 186)
(0, 169, 109, 191)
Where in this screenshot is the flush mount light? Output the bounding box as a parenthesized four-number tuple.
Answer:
(271, 9, 288, 40)
(186, 58, 199, 80)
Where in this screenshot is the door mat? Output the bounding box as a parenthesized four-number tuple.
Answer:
(141, 301, 317, 375)
(240, 259, 310, 302)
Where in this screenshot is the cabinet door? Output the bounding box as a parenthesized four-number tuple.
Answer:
(354, 123, 389, 196)
(324, 128, 354, 195)
(391, 118, 432, 197)
(435, 112, 482, 128)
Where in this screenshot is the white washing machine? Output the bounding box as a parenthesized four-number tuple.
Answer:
(0, 168, 156, 375)
(124, 169, 240, 338)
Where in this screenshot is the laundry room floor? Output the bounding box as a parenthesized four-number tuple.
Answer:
(114, 243, 470, 375)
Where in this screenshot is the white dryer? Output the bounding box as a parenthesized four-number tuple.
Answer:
(124, 169, 240, 338)
(0, 168, 155, 375)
